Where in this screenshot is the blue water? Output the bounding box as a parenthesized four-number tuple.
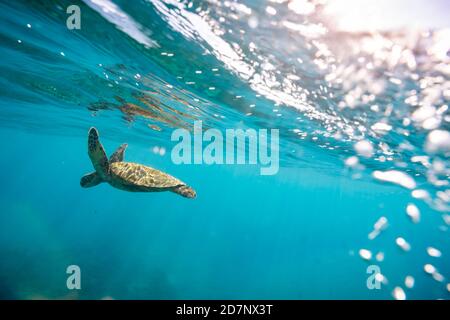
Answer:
(0, 0, 449, 299)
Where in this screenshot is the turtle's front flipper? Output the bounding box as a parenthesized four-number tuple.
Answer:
(88, 127, 110, 180)
(80, 172, 103, 188)
(109, 143, 128, 163)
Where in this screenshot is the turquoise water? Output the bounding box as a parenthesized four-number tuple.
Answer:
(0, 0, 449, 299)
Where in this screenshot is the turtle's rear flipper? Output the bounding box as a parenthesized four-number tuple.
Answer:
(80, 172, 103, 188)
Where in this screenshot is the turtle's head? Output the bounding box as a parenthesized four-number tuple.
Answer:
(172, 185, 196, 199)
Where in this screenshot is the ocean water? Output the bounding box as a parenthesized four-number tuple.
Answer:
(0, 0, 449, 300)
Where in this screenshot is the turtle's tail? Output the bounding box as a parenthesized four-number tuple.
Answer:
(172, 185, 196, 199)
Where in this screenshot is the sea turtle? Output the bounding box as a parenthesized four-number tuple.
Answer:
(80, 127, 196, 198)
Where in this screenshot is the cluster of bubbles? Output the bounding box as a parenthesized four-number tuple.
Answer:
(180, 0, 450, 299)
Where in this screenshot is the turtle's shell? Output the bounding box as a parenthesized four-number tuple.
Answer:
(109, 162, 184, 189)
